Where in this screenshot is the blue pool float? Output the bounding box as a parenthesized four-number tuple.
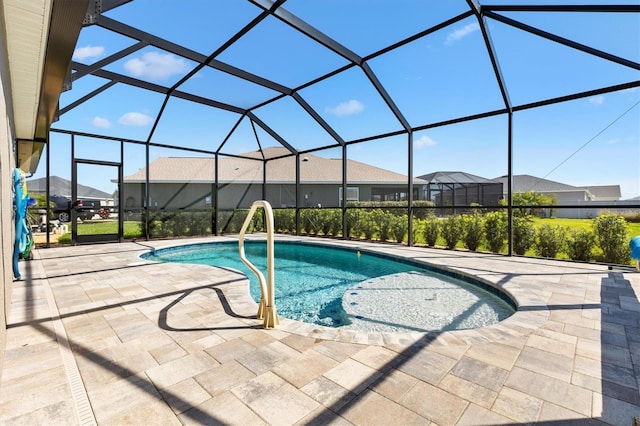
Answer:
(630, 236, 640, 271)
(13, 168, 34, 279)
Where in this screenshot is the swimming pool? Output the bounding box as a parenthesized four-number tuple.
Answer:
(143, 240, 516, 332)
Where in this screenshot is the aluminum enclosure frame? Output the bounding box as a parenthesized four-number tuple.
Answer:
(50, 1, 640, 254)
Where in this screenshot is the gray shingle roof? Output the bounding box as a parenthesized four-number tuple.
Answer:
(579, 185, 621, 199)
(491, 175, 578, 192)
(124, 147, 427, 184)
(26, 176, 112, 199)
(418, 171, 494, 184)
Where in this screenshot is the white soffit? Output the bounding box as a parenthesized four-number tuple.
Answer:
(3, 0, 52, 140)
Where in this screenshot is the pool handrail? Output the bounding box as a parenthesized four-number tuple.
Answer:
(238, 200, 279, 329)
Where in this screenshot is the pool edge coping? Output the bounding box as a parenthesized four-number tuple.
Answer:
(135, 235, 554, 347)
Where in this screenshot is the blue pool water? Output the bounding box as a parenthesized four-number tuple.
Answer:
(143, 241, 515, 332)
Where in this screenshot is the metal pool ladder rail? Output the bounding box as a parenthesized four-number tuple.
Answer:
(238, 200, 279, 329)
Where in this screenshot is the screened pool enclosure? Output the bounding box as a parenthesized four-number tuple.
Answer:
(30, 1, 639, 262)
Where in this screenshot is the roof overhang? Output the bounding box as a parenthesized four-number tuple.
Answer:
(2, 0, 88, 172)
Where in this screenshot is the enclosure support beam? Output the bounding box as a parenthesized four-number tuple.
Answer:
(407, 132, 414, 247)
(507, 112, 514, 256)
(214, 154, 219, 236)
(342, 145, 348, 240)
(295, 153, 300, 236)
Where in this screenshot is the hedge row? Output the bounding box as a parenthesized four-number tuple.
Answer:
(415, 212, 632, 265)
(140, 208, 634, 265)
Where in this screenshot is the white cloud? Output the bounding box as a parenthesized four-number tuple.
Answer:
(73, 45, 105, 61)
(446, 23, 480, 45)
(124, 51, 189, 80)
(414, 135, 437, 148)
(91, 116, 111, 128)
(326, 100, 364, 116)
(588, 95, 605, 106)
(118, 112, 153, 126)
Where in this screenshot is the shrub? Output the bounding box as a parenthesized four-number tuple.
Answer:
(462, 213, 484, 251)
(359, 210, 378, 240)
(373, 209, 391, 242)
(274, 208, 295, 233)
(442, 215, 464, 249)
(535, 224, 565, 258)
(593, 214, 631, 264)
(619, 211, 640, 223)
(423, 215, 440, 247)
(566, 229, 595, 262)
(346, 209, 363, 239)
(347, 200, 435, 219)
(140, 211, 172, 238)
(513, 216, 536, 255)
(221, 210, 248, 233)
(412, 201, 437, 220)
(484, 211, 508, 253)
(301, 208, 322, 235)
(320, 209, 342, 236)
(193, 212, 212, 235)
(389, 215, 408, 243)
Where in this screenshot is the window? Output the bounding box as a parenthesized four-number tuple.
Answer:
(339, 187, 359, 206)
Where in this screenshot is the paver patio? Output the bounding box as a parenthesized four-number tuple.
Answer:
(1, 236, 639, 425)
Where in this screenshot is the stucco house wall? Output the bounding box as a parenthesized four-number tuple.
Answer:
(123, 182, 389, 211)
(0, 24, 16, 381)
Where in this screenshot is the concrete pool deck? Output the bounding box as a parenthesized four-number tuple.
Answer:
(1, 235, 639, 425)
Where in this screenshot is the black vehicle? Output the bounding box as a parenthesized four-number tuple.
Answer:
(50, 195, 100, 222)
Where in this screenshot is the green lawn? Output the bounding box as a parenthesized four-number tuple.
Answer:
(57, 221, 142, 243)
(531, 217, 640, 236)
(77, 220, 142, 238)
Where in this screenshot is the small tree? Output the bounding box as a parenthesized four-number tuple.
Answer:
(326, 209, 342, 236)
(462, 213, 484, 251)
(274, 208, 295, 233)
(389, 215, 408, 243)
(423, 215, 439, 247)
(504, 191, 557, 217)
(373, 209, 391, 242)
(484, 211, 508, 253)
(361, 210, 378, 240)
(512, 216, 536, 255)
(442, 215, 464, 249)
(566, 229, 595, 262)
(346, 209, 362, 239)
(593, 214, 631, 264)
(319, 209, 341, 236)
(534, 224, 565, 258)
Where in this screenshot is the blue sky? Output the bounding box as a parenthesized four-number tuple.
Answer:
(40, 0, 640, 199)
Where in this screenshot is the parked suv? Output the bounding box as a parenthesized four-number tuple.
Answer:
(50, 195, 101, 222)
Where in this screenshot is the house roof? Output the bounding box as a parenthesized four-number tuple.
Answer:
(490, 175, 622, 200)
(26, 176, 113, 199)
(124, 147, 426, 185)
(491, 174, 578, 193)
(579, 185, 622, 199)
(417, 171, 495, 184)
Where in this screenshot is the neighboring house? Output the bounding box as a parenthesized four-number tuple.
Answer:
(490, 174, 593, 203)
(416, 171, 503, 207)
(489, 174, 630, 218)
(408, 172, 633, 218)
(579, 185, 621, 201)
(491, 175, 624, 202)
(26, 175, 114, 205)
(122, 147, 428, 210)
